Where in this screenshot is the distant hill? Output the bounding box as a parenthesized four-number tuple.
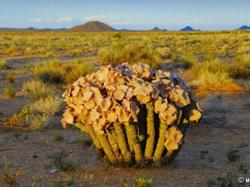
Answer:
(151, 27, 161, 31)
(238, 25, 250, 30)
(180, 26, 195, 31)
(70, 21, 115, 32)
(0, 27, 67, 32)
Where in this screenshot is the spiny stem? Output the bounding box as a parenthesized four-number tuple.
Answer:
(153, 120, 167, 162)
(144, 102, 155, 160)
(124, 123, 142, 163)
(106, 128, 123, 163)
(77, 123, 102, 150)
(95, 131, 118, 164)
(114, 123, 131, 162)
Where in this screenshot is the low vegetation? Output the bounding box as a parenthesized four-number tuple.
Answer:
(32, 59, 96, 84)
(28, 95, 63, 129)
(4, 79, 63, 130)
(0, 59, 6, 70)
(32, 60, 65, 83)
(53, 132, 64, 141)
(49, 151, 76, 171)
(98, 42, 162, 68)
(0, 157, 22, 187)
(134, 176, 153, 187)
(3, 85, 16, 98)
(5, 71, 15, 83)
(22, 79, 55, 101)
(228, 54, 250, 79)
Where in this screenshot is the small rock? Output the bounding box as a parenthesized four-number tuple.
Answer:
(239, 142, 248, 148)
(33, 154, 38, 158)
(49, 168, 59, 174)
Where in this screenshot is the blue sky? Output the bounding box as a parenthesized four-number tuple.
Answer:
(0, 0, 249, 30)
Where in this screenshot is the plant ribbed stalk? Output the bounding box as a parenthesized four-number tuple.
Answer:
(76, 123, 102, 150)
(153, 120, 167, 162)
(144, 102, 155, 160)
(114, 123, 131, 162)
(106, 129, 123, 163)
(124, 123, 142, 163)
(95, 131, 118, 164)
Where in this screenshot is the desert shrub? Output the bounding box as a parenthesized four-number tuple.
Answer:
(190, 59, 228, 76)
(22, 80, 55, 101)
(191, 70, 241, 94)
(29, 95, 63, 116)
(53, 132, 64, 141)
(32, 60, 65, 83)
(98, 42, 162, 68)
(3, 86, 16, 98)
(228, 54, 250, 79)
(189, 59, 241, 94)
(192, 71, 232, 88)
(176, 53, 199, 69)
(28, 95, 63, 129)
(32, 59, 95, 84)
(64, 60, 96, 83)
(5, 71, 15, 83)
(0, 59, 6, 70)
(49, 151, 76, 171)
(4, 95, 63, 130)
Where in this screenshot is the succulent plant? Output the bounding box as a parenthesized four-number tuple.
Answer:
(61, 63, 202, 166)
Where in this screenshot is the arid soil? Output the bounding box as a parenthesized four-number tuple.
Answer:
(0, 58, 250, 187)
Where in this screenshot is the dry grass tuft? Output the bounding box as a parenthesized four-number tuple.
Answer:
(23, 79, 55, 101)
(98, 42, 162, 68)
(32, 59, 95, 84)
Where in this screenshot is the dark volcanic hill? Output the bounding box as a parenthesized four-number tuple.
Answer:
(70, 21, 115, 32)
(151, 27, 161, 31)
(238, 25, 250, 30)
(180, 26, 195, 31)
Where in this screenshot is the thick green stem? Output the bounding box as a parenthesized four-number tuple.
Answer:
(144, 102, 155, 160)
(124, 123, 142, 163)
(106, 128, 123, 163)
(95, 131, 118, 164)
(114, 123, 131, 162)
(153, 120, 167, 162)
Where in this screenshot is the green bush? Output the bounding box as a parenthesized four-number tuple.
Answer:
(98, 42, 162, 68)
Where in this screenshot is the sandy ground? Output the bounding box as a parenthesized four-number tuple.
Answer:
(0, 58, 249, 187)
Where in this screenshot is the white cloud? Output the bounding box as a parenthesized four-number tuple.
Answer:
(83, 15, 115, 22)
(55, 16, 72, 23)
(111, 21, 131, 25)
(30, 18, 43, 23)
(29, 16, 72, 24)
